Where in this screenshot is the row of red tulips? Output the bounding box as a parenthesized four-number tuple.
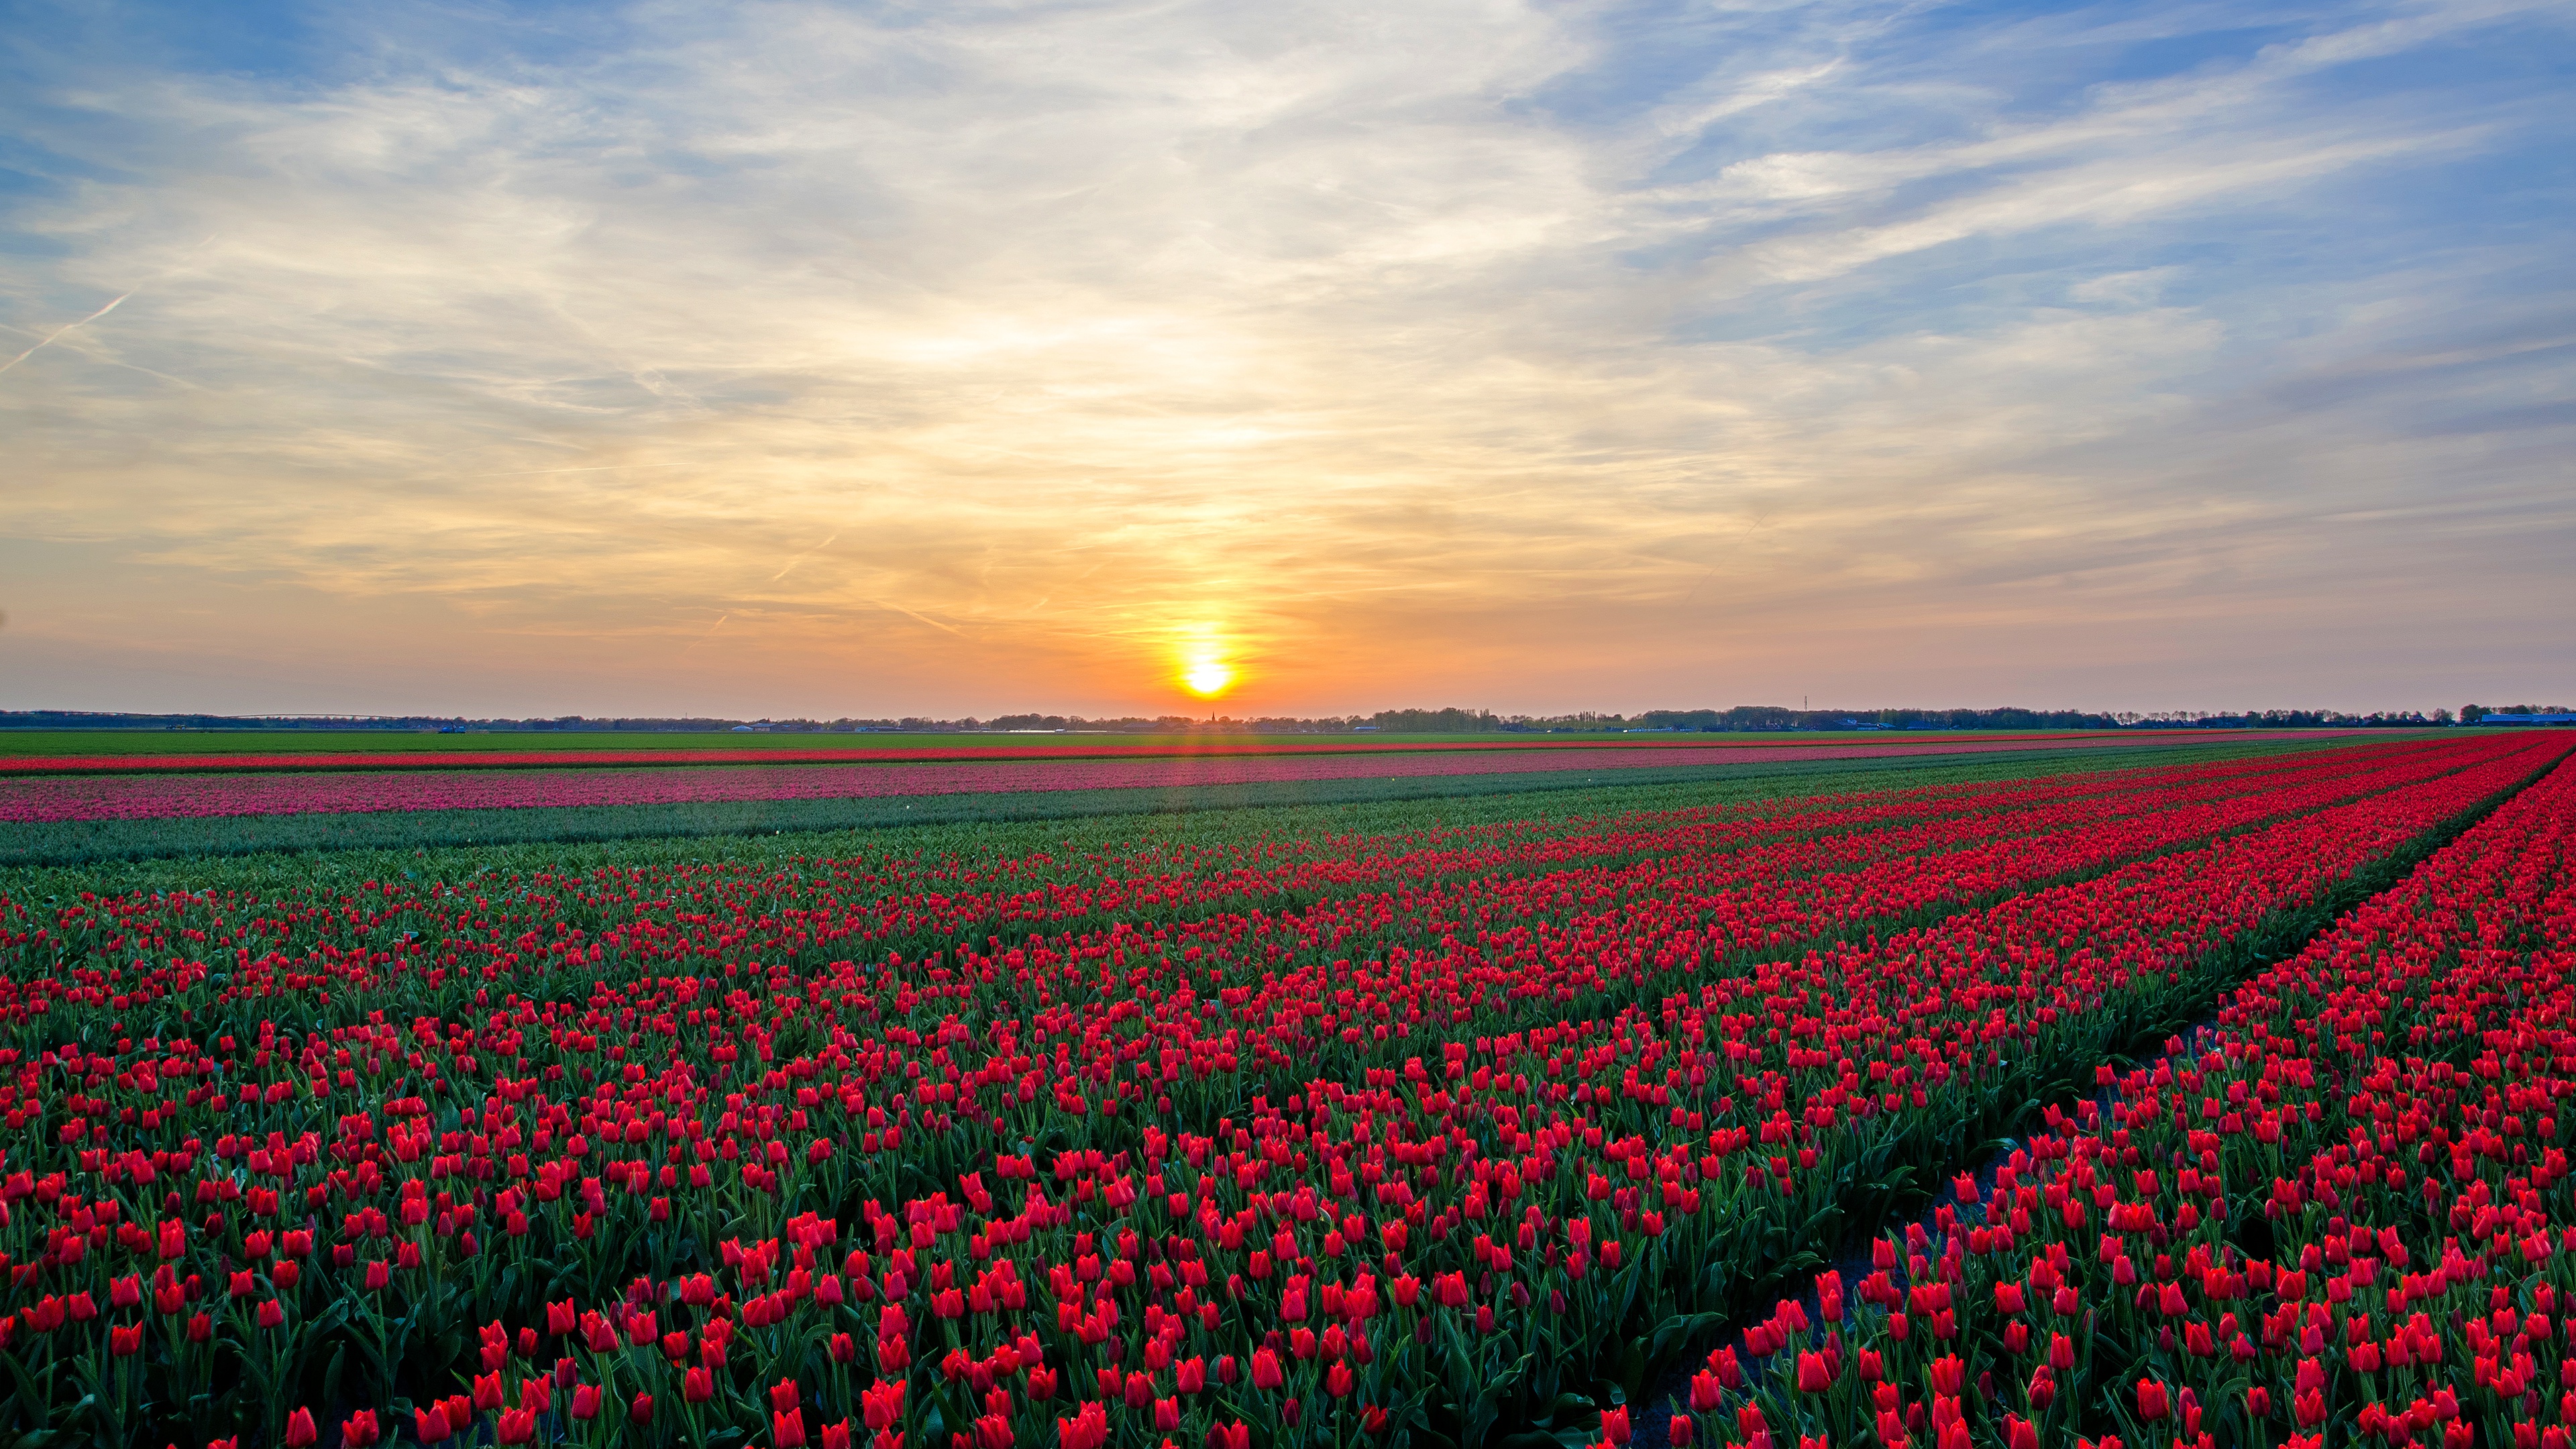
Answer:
(1695, 745, 2576, 1447)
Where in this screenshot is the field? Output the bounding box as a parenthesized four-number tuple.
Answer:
(0, 731, 2169, 761)
(0, 732, 2376, 869)
(1, 729, 2567, 1449)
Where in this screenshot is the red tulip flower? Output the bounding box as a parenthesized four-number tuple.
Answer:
(2135, 1380, 2170, 1422)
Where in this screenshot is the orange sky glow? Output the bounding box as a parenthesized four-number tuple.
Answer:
(3, 1, 2569, 718)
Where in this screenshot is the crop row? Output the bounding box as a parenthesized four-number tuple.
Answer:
(0, 743, 2322, 879)
(0, 733, 2196, 778)
(0, 738, 2375, 826)
(1699, 744, 2576, 1448)
(0, 737, 2460, 1024)
(0, 735, 2555, 1449)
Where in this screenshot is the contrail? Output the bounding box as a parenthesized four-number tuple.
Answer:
(0, 234, 217, 379)
(771, 533, 840, 581)
(0, 288, 141, 376)
(672, 614, 732, 659)
(877, 600, 966, 637)
(473, 461, 697, 478)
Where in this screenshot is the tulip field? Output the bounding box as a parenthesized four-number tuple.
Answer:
(0, 738, 2294, 825)
(5, 733, 2370, 870)
(1710, 733, 2576, 1449)
(1, 729, 2569, 1449)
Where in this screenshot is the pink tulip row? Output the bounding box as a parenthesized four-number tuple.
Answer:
(0, 736, 2356, 824)
(0, 733, 2361, 778)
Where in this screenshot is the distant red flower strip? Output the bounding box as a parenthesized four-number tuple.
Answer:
(0, 730, 2360, 777)
(0, 734, 2378, 823)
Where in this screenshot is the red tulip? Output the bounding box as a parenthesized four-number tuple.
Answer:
(1795, 1352, 1832, 1393)
(1057, 1403, 1108, 1449)
(2135, 1379, 2169, 1422)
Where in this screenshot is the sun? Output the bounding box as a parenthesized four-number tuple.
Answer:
(1170, 621, 1242, 701)
(1182, 661, 1235, 699)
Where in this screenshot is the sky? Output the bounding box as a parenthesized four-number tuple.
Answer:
(2, 0, 2570, 720)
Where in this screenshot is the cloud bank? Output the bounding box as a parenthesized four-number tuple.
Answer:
(3, 0, 2570, 715)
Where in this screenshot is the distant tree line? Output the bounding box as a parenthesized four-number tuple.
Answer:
(1560, 706, 2465, 733)
(2460, 704, 2573, 722)
(0, 704, 2502, 735)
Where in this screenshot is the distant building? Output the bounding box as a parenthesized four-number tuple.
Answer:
(2477, 713, 2576, 725)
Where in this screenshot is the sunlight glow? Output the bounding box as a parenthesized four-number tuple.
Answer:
(1183, 661, 1236, 698)
(1174, 623, 1239, 700)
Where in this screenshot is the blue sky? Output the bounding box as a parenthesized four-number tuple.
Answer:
(2, 0, 2569, 716)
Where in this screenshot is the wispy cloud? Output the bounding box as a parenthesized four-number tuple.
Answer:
(1, 0, 2569, 715)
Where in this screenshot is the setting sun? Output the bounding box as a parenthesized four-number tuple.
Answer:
(1171, 621, 1240, 700)
(1182, 661, 1235, 698)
